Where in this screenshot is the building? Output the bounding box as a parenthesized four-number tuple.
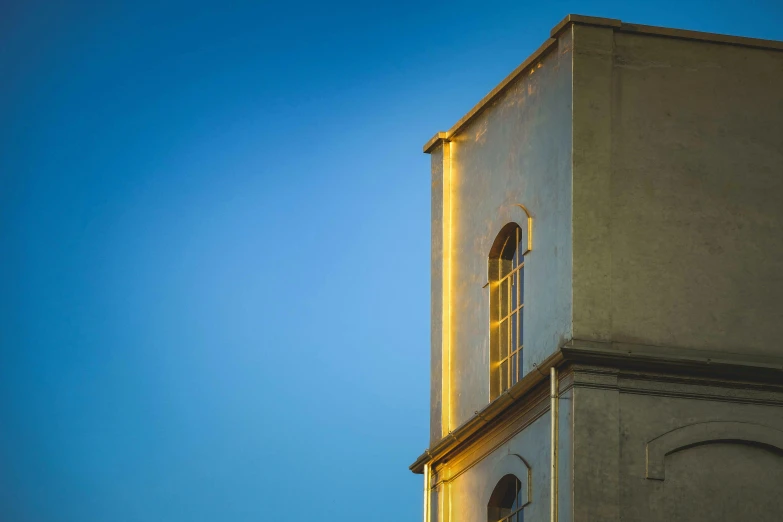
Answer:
(410, 14, 783, 522)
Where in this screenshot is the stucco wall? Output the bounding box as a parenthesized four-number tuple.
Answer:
(439, 31, 573, 430)
(572, 26, 783, 356)
(572, 366, 783, 522)
(617, 381, 783, 522)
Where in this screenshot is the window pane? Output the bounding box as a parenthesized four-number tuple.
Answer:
(510, 353, 517, 385)
(500, 278, 509, 318)
(511, 313, 517, 352)
(518, 313, 524, 350)
(499, 319, 509, 360)
(511, 272, 518, 311)
(500, 257, 513, 279)
(499, 360, 508, 391)
(510, 476, 522, 510)
(516, 480, 523, 509)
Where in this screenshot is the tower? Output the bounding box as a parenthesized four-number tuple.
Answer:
(411, 14, 783, 522)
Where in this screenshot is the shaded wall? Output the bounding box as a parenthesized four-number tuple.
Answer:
(572, 25, 783, 356)
(571, 366, 783, 522)
(617, 380, 783, 522)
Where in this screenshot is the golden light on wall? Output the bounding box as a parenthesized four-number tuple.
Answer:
(442, 139, 455, 436)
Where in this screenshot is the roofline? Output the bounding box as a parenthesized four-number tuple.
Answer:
(423, 14, 783, 154)
(422, 37, 558, 153)
(409, 341, 783, 474)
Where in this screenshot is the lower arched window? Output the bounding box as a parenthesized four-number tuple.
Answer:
(487, 474, 524, 522)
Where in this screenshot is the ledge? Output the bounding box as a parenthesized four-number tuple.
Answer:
(408, 350, 564, 474)
(561, 338, 783, 380)
(550, 13, 783, 51)
(409, 339, 783, 474)
(549, 14, 621, 37)
(423, 132, 449, 154)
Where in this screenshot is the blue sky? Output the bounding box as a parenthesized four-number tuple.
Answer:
(1, 1, 781, 521)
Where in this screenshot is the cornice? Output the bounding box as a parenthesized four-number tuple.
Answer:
(550, 14, 783, 51)
(408, 350, 564, 474)
(409, 340, 783, 474)
(562, 338, 783, 382)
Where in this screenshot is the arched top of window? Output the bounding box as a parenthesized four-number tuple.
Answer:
(487, 474, 524, 522)
(489, 223, 523, 263)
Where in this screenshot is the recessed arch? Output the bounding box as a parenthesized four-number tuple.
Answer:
(483, 453, 532, 510)
(488, 223, 525, 398)
(486, 204, 533, 400)
(646, 421, 783, 480)
(488, 222, 523, 261)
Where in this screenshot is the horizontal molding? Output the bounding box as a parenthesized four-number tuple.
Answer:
(437, 370, 576, 484)
(562, 339, 783, 381)
(551, 14, 783, 51)
(410, 340, 783, 475)
(429, 372, 575, 485)
(433, 386, 550, 486)
(575, 366, 783, 407)
(409, 350, 565, 474)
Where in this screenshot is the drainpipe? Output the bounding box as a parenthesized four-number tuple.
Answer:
(423, 463, 431, 522)
(550, 367, 559, 522)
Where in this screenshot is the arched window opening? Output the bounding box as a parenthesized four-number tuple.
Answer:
(487, 474, 524, 522)
(489, 223, 524, 400)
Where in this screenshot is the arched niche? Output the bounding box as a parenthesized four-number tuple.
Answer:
(482, 453, 532, 509)
(646, 421, 783, 480)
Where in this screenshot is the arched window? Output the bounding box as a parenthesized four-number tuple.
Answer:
(487, 474, 525, 522)
(489, 223, 524, 399)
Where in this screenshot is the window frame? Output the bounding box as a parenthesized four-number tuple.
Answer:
(487, 474, 525, 522)
(489, 223, 525, 400)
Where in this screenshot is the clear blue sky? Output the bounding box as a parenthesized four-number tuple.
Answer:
(1, 1, 781, 521)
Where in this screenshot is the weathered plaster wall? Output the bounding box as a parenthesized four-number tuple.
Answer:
(440, 31, 573, 431)
(571, 366, 783, 522)
(617, 379, 783, 522)
(572, 27, 783, 355)
(571, 24, 614, 342)
(570, 27, 783, 519)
